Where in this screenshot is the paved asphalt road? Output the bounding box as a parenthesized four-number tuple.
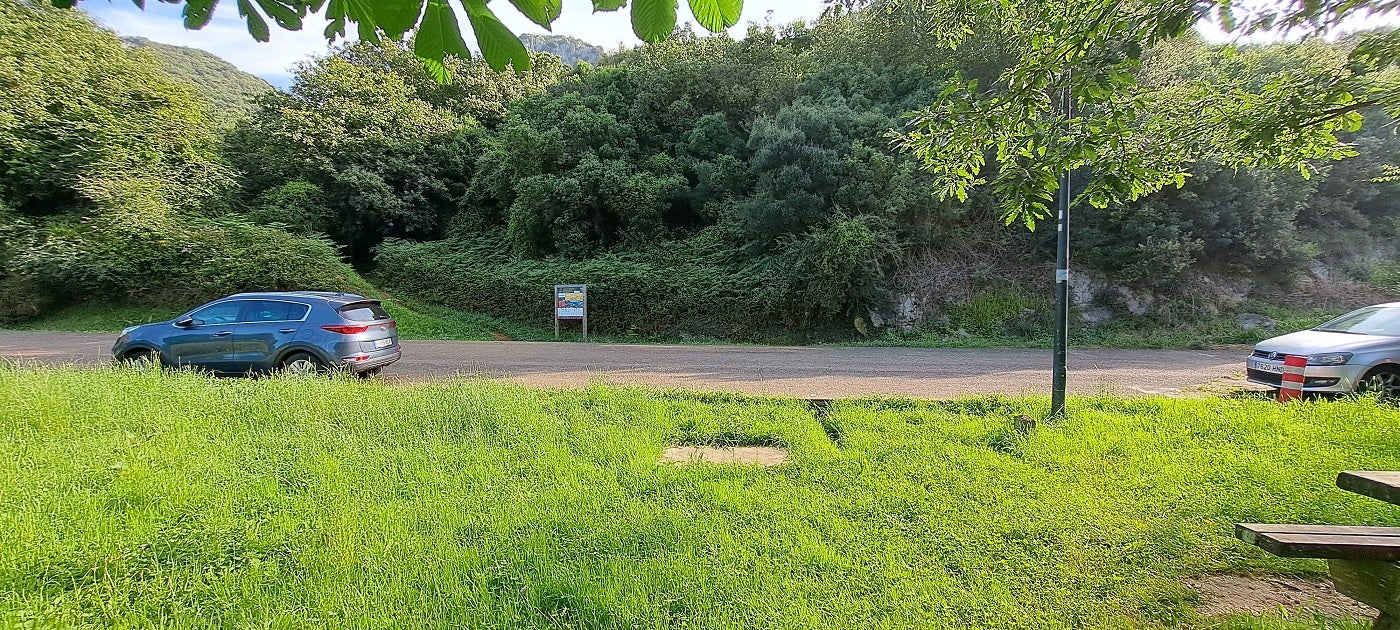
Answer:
(0, 331, 1259, 398)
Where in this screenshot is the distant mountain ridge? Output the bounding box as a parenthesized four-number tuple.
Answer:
(122, 37, 272, 117)
(519, 34, 605, 65)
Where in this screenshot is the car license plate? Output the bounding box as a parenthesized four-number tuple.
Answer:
(374, 338, 393, 349)
(1250, 359, 1283, 373)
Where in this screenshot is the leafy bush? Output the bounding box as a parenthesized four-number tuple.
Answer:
(0, 212, 364, 322)
(783, 215, 899, 326)
(1366, 261, 1400, 294)
(374, 234, 888, 341)
(247, 179, 334, 235)
(949, 290, 1051, 337)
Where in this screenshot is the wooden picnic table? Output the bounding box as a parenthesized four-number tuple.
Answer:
(1339, 471, 1400, 507)
(1237, 471, 1400, 630)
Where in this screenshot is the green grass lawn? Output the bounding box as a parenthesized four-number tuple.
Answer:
(5, 304, 182, 334)
(1, 367, 1397, 628)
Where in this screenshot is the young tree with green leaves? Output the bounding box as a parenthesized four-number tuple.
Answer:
(877, 0, 1400, 224)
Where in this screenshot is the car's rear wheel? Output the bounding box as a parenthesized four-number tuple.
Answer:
(357, 367, 382, 379)
(1356, 366, 1400, 398)
(279, 352, 323, 376)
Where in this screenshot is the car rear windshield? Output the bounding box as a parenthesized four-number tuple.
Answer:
(337, 302, 392, 322)
(1316, 306, 1400, 336)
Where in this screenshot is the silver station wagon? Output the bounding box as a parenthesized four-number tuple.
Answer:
(112, 291, 401, 376)
(1246, 303, 1400, 397)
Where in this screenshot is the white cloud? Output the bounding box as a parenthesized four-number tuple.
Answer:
(83, 0, 828, 87)
(1193, 11, 1399, 44)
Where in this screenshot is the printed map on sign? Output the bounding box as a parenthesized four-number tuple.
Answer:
(556, 286, 585, 319)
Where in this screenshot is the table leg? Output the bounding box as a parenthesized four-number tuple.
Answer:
(1327, 560, 1398, 629)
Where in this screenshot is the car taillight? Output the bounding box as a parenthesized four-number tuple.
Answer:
(322, 324, 370, 334)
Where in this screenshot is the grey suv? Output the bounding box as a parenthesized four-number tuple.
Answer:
(112, 291, 401, 376)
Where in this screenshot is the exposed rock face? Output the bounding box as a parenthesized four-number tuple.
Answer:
(1117, 286, 1154, 316)
(1067, 271, 1105, 307)
(1082, 307, 1113, 326)
(1191, 275, 1255, 307)
(894, 294, 921, 333)
(887, 257, 1389, 335)
(1068, 271, 1155, 315)
(1236, 313, 1277, 331)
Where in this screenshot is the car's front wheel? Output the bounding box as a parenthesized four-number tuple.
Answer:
(122, 349, 159, 368)
(1356, 366, 1400, 398)
(279, 352, 324, 376)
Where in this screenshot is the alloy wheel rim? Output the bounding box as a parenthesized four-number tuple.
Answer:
(1363, 372, 1400, 398)
(284, 359, 318, 375)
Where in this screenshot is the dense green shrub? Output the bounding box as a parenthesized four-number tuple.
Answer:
(375, 234, 888, 340)
(376, 238, 769, 339)
(246, 179, 334, 235)
(224, 42, 564, 265)
(0, 212, 364, 322)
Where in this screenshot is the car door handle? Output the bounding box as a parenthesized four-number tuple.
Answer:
(279, 328, 296, 334)
(214, 331, 233, 337)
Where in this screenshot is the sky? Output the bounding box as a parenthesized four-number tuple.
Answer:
(83, 0, 829, 88)
(82, 0, 1397, 88)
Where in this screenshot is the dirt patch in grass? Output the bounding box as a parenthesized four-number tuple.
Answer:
(661, 446, 788, 466)
(1187, 574, 1376, 619)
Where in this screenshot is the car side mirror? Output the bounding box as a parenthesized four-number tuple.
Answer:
(175, 318, 195, 328)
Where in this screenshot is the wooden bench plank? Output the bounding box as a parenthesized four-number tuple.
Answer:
(1338, 471, 1400, 507)
(1252, 533, 1400, 561)
(1241, 524, 1400, 537)
(1236, 523, 1400, 561)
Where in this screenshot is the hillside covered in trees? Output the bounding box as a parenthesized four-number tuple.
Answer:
(122, 36, 273, 117)
(3, 0, 1398, 343)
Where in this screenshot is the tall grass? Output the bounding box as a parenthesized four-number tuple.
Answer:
(1, 367, 1397, 628)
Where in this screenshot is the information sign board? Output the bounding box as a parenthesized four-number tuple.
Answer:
(554, 284, 587, 341)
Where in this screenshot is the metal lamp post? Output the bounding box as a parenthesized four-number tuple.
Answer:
(1050, 76, 1074, 420)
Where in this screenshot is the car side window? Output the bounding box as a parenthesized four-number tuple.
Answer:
(244, 301, 310, 323)
(189, 301, 243, 326)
